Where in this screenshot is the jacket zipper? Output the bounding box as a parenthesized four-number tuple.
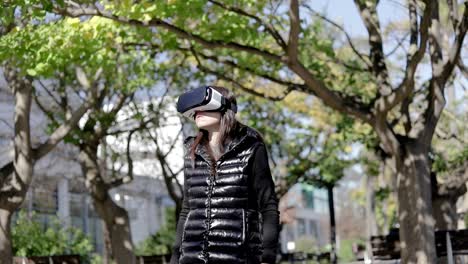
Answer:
(241, 208, 246, 244)
(180, 211, 192, 254)
(201, 159, 216, 260)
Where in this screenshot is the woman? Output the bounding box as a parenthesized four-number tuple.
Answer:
(170, 86, 280, 264)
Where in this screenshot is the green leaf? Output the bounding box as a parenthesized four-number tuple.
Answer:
(26, 68, 37, 76)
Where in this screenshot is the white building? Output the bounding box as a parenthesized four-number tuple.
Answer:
(0, 78, 184, 253)
(17, 151, 176, 253)
(279, 183, 330, 253)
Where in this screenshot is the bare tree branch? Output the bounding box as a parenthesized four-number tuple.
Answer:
(32, 93, 95, 160)
(287, 0, 300, 64)
(401, 97, 412, 135)
(56, 2, 374, 124)
(420, 2, 468, 142)
(124, 130, 135, 183)
(385, 33, 410, 58)
(435, 126, 467, 144)
(440, 2, 468, 83)
(190, 48, 296, 101)
(126, 41, 310, 94)
(34, 88, 58, 122)
(354, 0, 391, 94)
(107, 113, 164, 188)
(437, 160, 468, 197)
(147, 126, 183, 204)
(352, 0, 412, 156)
(108, 94, 130, 117)
(303, 4, 370, 67)
(289, 61, 373, 122)
(157, 150, 183, 206)
(207, 0, 287, 49)
(408, 0, 419, 59)
(0, 118, 13, 131)
(458, 57, 468, 78)
(188, 46, 304, 89)
(94, 93, 131, 139)
(37, 80, 62, 110)
(202, 63, 294, 101)
(1, 66, 34, 200)
(0, 66, 97, 184)
(419, 1, 446, 143)
(31, 67, 104, 160)
(372, 0, 433, 115)
(446, 0, 460, 30)
(0, 162, 14, 186)
(162, 128, 183, 159)
(56, 5, 284, 64)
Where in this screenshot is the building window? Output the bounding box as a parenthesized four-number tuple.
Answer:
(32, 187, 57, 214)
(70, 193, 84, 217)
(309, 220, 318, 238)
(302, 189, 314, 209)
(286, 224, 295, 242)
(297, 218, 306, 235)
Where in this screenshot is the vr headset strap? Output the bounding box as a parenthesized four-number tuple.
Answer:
(221, 97, 237, 113)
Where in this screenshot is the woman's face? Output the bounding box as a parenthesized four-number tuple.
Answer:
(194, 111, 221, 131)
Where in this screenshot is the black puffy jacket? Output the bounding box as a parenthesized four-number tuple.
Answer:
(171, 125, 279, 264)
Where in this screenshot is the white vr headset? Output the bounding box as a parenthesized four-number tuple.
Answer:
(176, 86, 237, 119)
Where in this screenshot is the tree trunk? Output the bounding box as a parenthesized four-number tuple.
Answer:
(326, 185, 337, 264)
(93, 193, 135, 264)
(79, 145, 136, 264)
(0, 69, 34, 264)
(431, 169, 467, 230)
(432, 195, 457, 230)
(0, 209, 13, 264)
(365, 174, 378, 260)
(0, 163, 14, 187)
(397, 140, 437, 264)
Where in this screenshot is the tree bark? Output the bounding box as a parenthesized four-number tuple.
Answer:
(397, 139, 436, 264)
(0, 163, 14, 187)
(0, 209, 13, 264)
(432, 195, 458, 230)
(78, 144, 136, 264)
(365, 174, 378, 260)
(326, 185, 337, 264)
(0, 67, 95, 262)
(0, 68, 34, 264)
(431, 171, 467, 230)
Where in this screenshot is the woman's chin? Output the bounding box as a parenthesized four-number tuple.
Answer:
(196, 123, 208, 129)
(196, 123, 219, 131)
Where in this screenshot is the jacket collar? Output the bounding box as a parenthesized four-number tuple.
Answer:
(184, 124, 261, 162)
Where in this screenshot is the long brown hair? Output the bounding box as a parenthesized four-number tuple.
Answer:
(190, 86, 238, 165)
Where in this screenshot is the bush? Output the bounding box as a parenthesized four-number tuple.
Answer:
(295, 235, 319, 253)
(338, 238, 365, 262)
(136, 207, 176, 255)
(12, 210, 93, 260)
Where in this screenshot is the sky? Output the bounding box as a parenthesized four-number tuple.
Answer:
(310, 0, 408, 37)
(309, 0, 467, 107)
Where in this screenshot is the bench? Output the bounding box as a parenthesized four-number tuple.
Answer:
(280, 251, 331, 262)
(137, 254, 172, 264)
(371, 229, 468, 260)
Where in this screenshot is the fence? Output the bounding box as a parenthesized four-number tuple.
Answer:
(371, 229, 468, 260)
(13, 255, 80, 264)
(279, 252, 331, 263)
(12, 254, 173, 264)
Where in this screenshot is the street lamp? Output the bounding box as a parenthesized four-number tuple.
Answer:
(287, 241, 296, 263)
(287, 241, 296, 252)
